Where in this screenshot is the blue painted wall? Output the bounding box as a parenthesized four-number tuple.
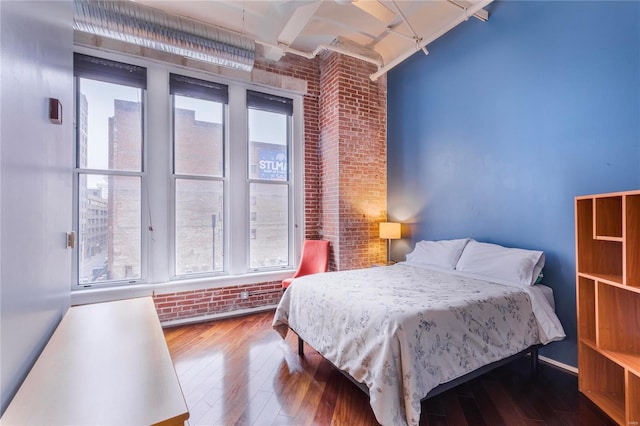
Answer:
(387, 1, 640, 367)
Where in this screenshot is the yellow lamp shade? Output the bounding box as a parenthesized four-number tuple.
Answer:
(379, 222, 401, 240)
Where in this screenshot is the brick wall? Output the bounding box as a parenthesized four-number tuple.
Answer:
(154, 52, 387, 323)
(319, 52, 388, 271)
(154, 281, 282, 322)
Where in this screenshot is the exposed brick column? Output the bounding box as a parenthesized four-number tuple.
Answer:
(319, 52, 387, 271)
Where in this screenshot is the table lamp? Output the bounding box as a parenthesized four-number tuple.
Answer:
(379, 222, 401, 264)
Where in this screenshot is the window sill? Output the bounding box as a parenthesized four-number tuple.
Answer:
(71, 269, 294, 306)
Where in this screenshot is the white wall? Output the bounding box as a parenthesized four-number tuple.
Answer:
(0, 1, 73, 413)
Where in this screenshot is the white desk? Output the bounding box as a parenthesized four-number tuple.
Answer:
(1, 297, 189, 426)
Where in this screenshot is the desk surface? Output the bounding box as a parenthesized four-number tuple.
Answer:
(1, 297, 189, 426)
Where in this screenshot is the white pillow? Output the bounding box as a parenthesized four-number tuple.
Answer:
(455, 240, 545, 287)
(405, 238, 470, 270)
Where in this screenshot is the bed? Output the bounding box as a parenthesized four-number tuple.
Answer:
(272, 239, 566, 426)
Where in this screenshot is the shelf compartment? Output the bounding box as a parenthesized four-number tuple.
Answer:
(578, 276, 596, 343)
(595, 196, 623, 239)
(583, 273, 624, 286)
(579, 343, 626, 425)
(576, 199, 623, 281)
(597, 283, 640, 356)
(628, 372, 640, 426)
(626, 194, 640, 288)
(598, 348, 640, 380)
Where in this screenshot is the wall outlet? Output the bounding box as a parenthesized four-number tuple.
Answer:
(240, 291, 249, 300)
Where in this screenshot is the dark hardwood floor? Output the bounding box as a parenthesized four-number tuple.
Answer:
(163, 310, 615, 426)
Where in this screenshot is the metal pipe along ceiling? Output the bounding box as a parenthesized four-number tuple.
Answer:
(73, 0, 255, 72)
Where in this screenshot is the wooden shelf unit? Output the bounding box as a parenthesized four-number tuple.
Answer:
(576, 191, 640, 426)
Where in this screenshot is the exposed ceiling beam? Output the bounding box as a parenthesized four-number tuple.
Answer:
(311, 14, 380, 44)
(370, 0, 492, 80)
(277, 2, 322, 46)
(352, 0, 396, 25)
(263, 1, 323, 61)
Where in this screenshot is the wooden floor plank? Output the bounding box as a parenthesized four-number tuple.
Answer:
(470, 379, 505, 425)
(331, 379, 378, 425)
(310, 367, 342, 425)
(442, 390, 468, 426)
(163, 310, 616, 426)
(482, 379, 524, 425)
(253, 392, 283, 426)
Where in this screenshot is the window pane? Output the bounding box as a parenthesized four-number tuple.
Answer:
(175, 179, 223, 275)
(78, 78, 143, 171)
(249, 183, 288, 268)
(174, 95, 224, 177)
(248, 109, 288, 181)
(78, 174, 141, 283)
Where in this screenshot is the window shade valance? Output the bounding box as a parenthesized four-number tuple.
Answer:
(247, 90, 293, 116)
(169, 73, 229, 104)
(74, 53, 147, 89)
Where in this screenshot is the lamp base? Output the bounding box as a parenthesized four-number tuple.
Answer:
(372, 261, 396, 267)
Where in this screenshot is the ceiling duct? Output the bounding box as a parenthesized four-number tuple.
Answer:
(73, 0, 255, 72)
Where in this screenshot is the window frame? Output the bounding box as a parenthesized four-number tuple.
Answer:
(71, 47, 305, 296)
(72, 53, 149, 288)
(246, 93, 294, 271)
(169, 75, 229, 279)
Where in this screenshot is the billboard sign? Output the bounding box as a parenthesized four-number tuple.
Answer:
(258, 149, 287, 180)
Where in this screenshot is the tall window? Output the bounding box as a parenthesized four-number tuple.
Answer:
(171, 74, 227, 276)
(73, 53, 146, 285)
(72, 50, 302, 290)
(247, 90, 293, 269)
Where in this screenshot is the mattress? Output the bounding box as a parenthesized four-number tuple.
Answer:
(273, 263, 565, 426)
(536, 283, 556, 310)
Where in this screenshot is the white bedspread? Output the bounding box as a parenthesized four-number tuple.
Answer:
(272, 263, 565, 426)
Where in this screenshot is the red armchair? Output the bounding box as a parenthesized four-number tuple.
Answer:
(282, 240, 330, 290)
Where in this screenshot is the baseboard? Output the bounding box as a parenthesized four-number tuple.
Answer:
(161, 304, 278, 328)
(539, 355, 578, 375)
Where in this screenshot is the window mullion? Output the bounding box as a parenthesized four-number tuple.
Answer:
(146, 66, 169, 284)
(227, 85, 249, 275)
(291, 98, 304, 268)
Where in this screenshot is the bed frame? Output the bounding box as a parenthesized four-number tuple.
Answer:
(294, 332, 541, 400)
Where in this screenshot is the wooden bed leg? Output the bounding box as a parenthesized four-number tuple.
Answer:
(531, 347, 539, 375)
(297, 336, 304, 357)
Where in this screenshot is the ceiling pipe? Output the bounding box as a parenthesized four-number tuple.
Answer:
(73, 0, 255, 72)
(389, 0, 428, 57)
(447, 0, 489, 22)
(369, 0, 492, 81)
(385, 27, 418, 43)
